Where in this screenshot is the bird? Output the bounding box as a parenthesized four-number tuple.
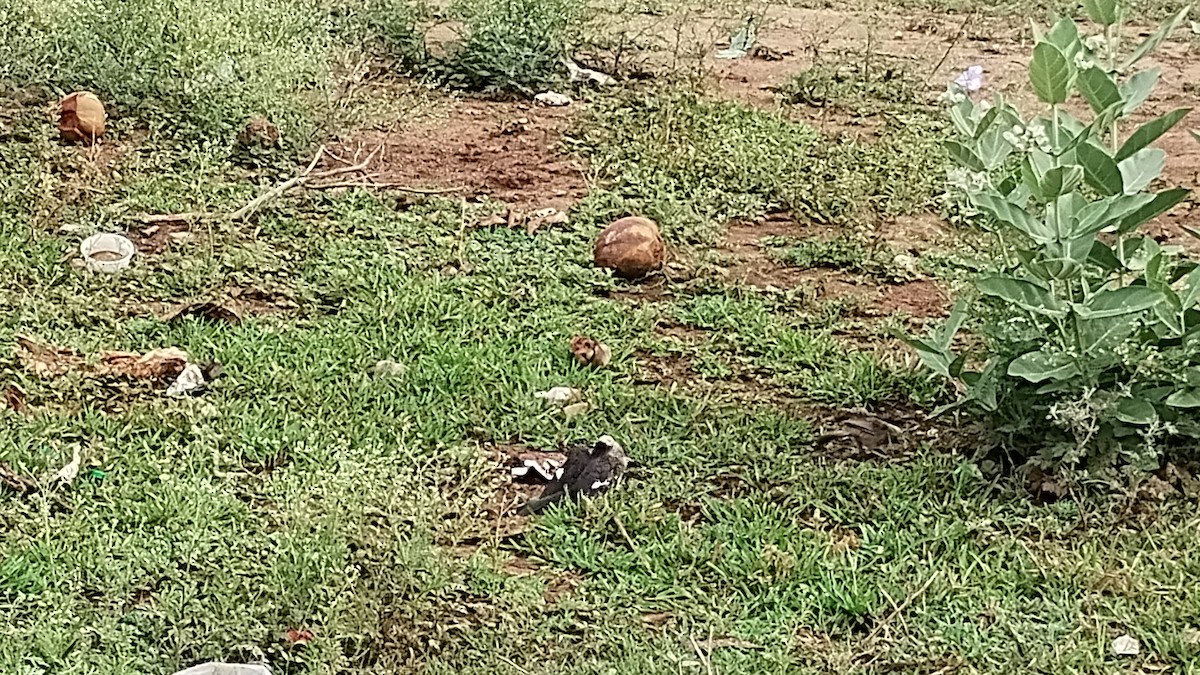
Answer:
(518, 436, 629, 515)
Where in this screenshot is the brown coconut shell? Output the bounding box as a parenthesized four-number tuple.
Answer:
(59, 91, 106, 144)
(237, 116, 281, 149)
(593, 216, 665, 279)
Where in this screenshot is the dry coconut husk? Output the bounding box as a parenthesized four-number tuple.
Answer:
(59, 91, 106, 144)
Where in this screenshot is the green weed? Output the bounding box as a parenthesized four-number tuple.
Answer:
(574, 88, 947, 244)
(783, 54, 921, 113)
(438, 0, 586, 94)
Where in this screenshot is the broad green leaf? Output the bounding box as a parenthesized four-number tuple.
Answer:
(941, 298, 970, 350)
(977, 127, 1012, 168)
(978, 275, 1066, 316)
(944, 139, 985, 171)
(1118, 148, 1166, 194)
(1181, 266, 1200, 309)
(1116, 108, 1192, 161)
(1046, 17, 1081, 55)
(1166, 387, 1200, 408)
(1088, 240, 1123, 271)
(1040, 165, 1084, 200)
(1121, 6, 1191, 72)
(1075, 142, 1122, 196)
(1077, 286, 1163, 319)
(1064, 103, 1125, 153)
(1193, 129, 1200, 145)
(1187, 366, 1200, 387)
(1116, 187, 1190, 233)
(972, 105, 1002, 139)
(950, 101, 975, 137)
(971, 192, 1053, 242)
(1076, 313, 1139, 351)
(1073, 194, 1150, 237)
(1008, 350, 1079, 382)
(1118, 236, 1161, 271)
(903, 336, 955, 378)
(1076, 67, 1123, 114)
(966, 360, 999, 411)
(1121, 69, 1160, 114)
(1030, 42, 1074, 105)
(1153, 296, 1185, 336)
(1116, 397, 1157, 425)
(1083, 0, 1120, 25)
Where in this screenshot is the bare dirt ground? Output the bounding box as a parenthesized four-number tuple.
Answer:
(323, 99, 588, 211)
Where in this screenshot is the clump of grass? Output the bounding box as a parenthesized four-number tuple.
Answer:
(0, 0, 332, 144)
(331, 0, 427, 65)
(782, 54, 922, 113)
(574, 88, 948, 242)
(438, 0, 585, 94)
(765, 235, 904, 279)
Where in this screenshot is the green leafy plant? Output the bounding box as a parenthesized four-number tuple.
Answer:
(911, 2, 1200, 473)
(439, 0, 584, 94)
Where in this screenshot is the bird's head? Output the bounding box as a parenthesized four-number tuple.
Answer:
(592, 435, 629, 468)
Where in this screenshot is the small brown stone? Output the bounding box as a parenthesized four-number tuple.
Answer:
(593, 216, 665, 279)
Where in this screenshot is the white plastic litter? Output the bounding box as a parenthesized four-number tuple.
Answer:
(173, 663, 271, 675)
(534, 91, 572, 106)
(535, 387, 582, 405)
(716, 19, 756, 59)
(1112, 634, 1140, 657)
(80, 233, 135, 273)
(167, 363, 206, 397)
(564, 58, 614, 86)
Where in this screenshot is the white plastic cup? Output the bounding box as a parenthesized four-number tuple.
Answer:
(80, 233, 134, 273)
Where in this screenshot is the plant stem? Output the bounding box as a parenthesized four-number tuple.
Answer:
(1105, 22, 1120, 151)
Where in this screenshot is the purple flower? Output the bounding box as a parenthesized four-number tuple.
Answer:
(954, 65, 984, 93)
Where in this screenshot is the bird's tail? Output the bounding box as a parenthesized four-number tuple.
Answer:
(517, 491, 565, 516)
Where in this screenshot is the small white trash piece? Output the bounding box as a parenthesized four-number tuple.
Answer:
(80, 233, 134, 273)
(534, 91, 572, 107)
(173, 663, 271, 675)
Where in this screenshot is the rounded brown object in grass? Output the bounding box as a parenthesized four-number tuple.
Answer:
(237, 116, 281, 149)
(570, 335, 612, 368)
(58, 91, 106, 144)
(593, 216, 665, 279)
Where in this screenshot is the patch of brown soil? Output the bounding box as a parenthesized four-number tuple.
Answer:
(873, 279, 950, 319)
(720, 214, 836, 289)
(600, 279, 671, 303)
(875, 214, 952, 253)
(634, 350, 697, 389)
(130, 221, 192, 255)
(325, 100, 588, 210)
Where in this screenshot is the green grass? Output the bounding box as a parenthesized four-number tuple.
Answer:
(3, 3, 1200, 674)
(573, 89, 948, 243)
(0, 0, 335, 145)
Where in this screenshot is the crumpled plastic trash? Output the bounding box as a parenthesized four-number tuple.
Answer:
(535, 387, 583, 406)
(173, 663, 271, 675)
(372, 360, 408, 377)
(1112, 634, 1140, 657)
(716, 19, 756, 59)
(167, 363, 206, 397)
(534, 91, 572, 106)
(564, 58, 614, 86)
